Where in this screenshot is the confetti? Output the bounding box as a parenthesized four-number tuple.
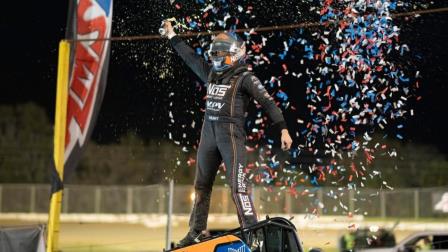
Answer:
(153, 0, 425, 216)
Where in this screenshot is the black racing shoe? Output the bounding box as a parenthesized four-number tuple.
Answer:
(176, 230, 204, 248)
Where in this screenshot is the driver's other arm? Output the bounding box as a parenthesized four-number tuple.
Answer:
(242, 74, 293, 150)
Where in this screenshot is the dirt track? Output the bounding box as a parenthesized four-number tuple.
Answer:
(0, 217, 420, 252)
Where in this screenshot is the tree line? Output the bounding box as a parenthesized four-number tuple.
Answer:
(0, 103, 447, 188)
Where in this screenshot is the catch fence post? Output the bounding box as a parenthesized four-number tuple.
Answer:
(414, 189, 420, 219)
(165, 180, 174, 250)
(94, 186, 101, 213)
(127, 186, 133, 214)
(380, 191, 386, 218)
(30, 185, 36, 213)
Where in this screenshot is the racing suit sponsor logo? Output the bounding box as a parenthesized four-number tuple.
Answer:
(207, 115, 220, 121)
(250, 76, 272, 99)
(237, 163, 247, 193)
(251, 76, 264, 90)
(228, 245, 246, 252)
(238, 194, 254, 216)
(207, 84, 231, 99)
(206, 101, 225, 111)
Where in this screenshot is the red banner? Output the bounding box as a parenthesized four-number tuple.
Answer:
(63, 0, 113, 182)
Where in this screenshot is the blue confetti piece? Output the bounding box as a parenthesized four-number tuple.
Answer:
(276, 91, 288, 101)
(189, 21, 197, 28)
(311, 177, 319, 186)
(399, 76, 410, 83)
(279, 52, 287, 60)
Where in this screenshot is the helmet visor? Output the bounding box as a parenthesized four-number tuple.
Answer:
(210, 41, 233, 53)
(209, 50, 230, 58)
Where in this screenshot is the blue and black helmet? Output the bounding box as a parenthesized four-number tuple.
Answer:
(208, 32, 246, 72)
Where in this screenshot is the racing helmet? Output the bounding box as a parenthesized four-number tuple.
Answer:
(208, 32, 246, 72)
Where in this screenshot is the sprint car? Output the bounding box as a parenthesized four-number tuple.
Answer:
(166, 216, 304, 252)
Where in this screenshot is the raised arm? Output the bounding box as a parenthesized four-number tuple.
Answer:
(242, 74, 293, 150)
(162, 21, 210, 83)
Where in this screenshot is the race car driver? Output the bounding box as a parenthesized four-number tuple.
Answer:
(161, 20, 293, 247)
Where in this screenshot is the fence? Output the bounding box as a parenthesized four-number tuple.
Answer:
(0, 184, 447, 218)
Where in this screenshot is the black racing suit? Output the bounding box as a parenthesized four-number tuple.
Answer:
(170, 35, 287, 231)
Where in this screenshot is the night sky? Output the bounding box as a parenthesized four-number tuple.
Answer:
(1, 1, 448, 156)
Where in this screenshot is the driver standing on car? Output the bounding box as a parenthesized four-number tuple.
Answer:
(160, 20, 293, 247)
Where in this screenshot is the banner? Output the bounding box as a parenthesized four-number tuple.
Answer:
(53, 0, 113, 191)
(0, 225, 45, 252)
(48, 2, 113, 250)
